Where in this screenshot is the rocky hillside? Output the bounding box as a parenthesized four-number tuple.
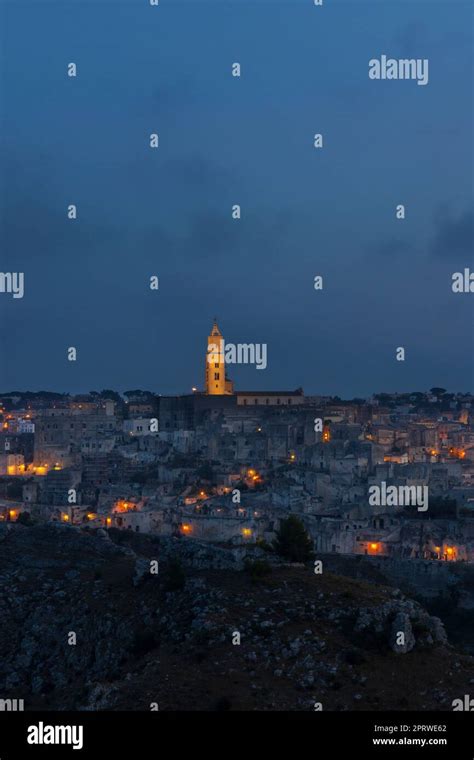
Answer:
(1, 523, 473, 711)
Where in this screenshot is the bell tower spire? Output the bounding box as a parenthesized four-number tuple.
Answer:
(205, 320, 233, 395)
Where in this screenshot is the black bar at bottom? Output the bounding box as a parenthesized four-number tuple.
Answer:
(0, 711, 472, 758)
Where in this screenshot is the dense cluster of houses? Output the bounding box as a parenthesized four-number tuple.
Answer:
(1, 387, 473, 562)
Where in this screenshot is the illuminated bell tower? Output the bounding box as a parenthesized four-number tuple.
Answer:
(205, 319, 233, 395)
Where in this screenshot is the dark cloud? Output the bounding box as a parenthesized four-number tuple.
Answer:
(431, 209, 474, 260)
(371, 238, 413, 258)
(394, 22, 427, 58)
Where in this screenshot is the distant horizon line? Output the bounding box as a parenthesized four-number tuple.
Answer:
(0, 386, 471, 401)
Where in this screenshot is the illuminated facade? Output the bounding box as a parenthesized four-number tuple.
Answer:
(205, 320, 234, 396)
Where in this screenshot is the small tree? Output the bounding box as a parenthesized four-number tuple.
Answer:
(273, 516, 314, 562)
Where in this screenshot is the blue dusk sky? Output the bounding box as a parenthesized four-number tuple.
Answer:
(0, 0, 472, 397)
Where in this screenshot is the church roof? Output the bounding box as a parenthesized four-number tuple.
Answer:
(210, 319, 222, 337)
(236, 389, 304, 396)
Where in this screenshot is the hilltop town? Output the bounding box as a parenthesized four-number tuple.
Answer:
(1, 324, 473, 568)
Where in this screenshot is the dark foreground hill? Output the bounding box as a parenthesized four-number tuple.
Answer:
(1, 523, 473, 711)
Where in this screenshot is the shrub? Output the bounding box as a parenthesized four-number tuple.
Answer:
(273, 515, 314, 563)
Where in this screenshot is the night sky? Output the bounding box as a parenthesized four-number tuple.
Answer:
(0, 0, 472, 397)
